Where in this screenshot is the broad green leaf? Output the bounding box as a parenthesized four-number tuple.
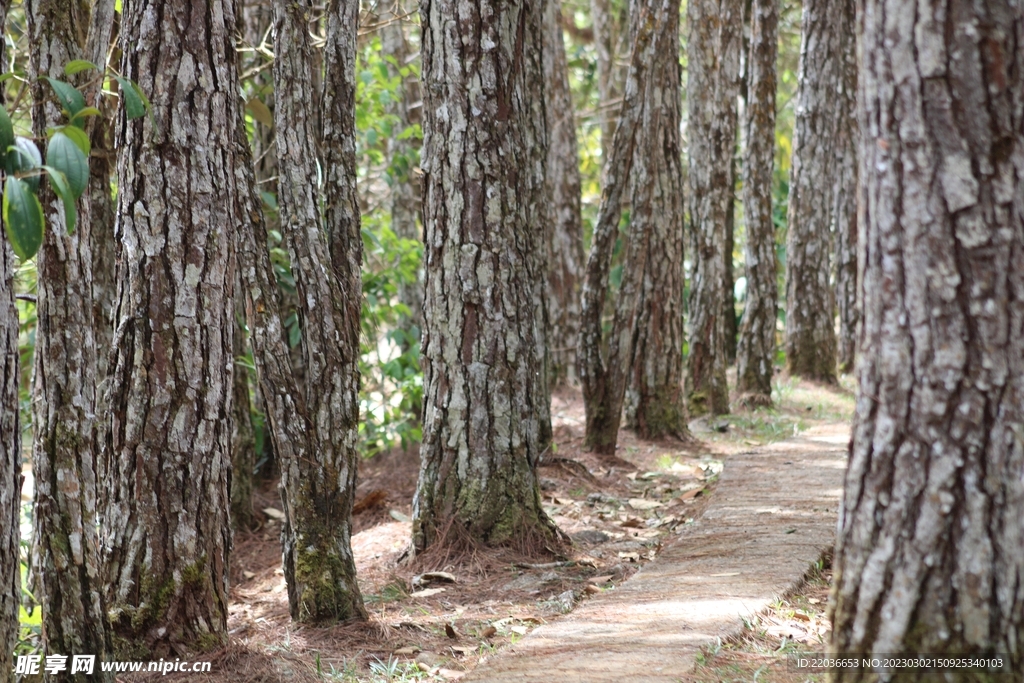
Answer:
(42, 166, 77, 234)
(52, 125, 91, 156)
(246, 97, 273, 127)
(63, 59, 99, 76)
(43, 77, 86, 117)
(45, 132, 88, 199)
(69, 106, 102, 128)
(0, 106, 12, 156)
(115, 76, 147, 119)
(3, 177, 45, 260)
(5, 137, 43, 193)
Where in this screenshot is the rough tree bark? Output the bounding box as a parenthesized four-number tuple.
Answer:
(724, 178, 737, 365)
(832, 0, 857, 375)
(622, 0, 688, 439)
(0, 1, 20, 672)
(830, 1, 1024, 678)
(26, 1, 113, 675)
(591, 0, 622, 166)
(102, 0, 236, 656)
(380, 0, 424, 331)
(411, 0, 559, 550)
(270, 0, 366, 622)
(578, 0, 671, 454)
(782, 0, 841, 383)
(735, 0, 778, 405)
(230, 280, 256, 531)
(686, 0, 743, 415)
(544, 0, 585, 387)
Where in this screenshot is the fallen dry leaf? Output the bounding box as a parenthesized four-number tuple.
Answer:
(480, 625, 497, 638)
(679, 488, 704, 501)
(628, 498, 664, 510)
(410, 587, 447, 598)
(445, 622, 459, 639)
(438, 669, 465, 680)
(509, 625, 528, 635)
(449, 645, 473, 655)
(242, 571, 256, 580)
(393, 646, 420, 656)
(588, 575, 614, 585)
(618, 551, 640, 562)
(262, 507, 285, 521)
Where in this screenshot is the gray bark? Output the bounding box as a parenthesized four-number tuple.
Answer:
(412, 0, 558, 549)
(686, 0, 743, 415)
(270, 0, 366, 622)
(782, 0, 841, 383)
(830, 1, 1024, 676)
(622, 0, 688, 439)
(591, 0, 621, 166)
(103, 0, 237, 656)
(544, 0, 585, 387)
(578, 0, 673, 454)
(26, 1, 113, 676)
(832, 0, 857, 375)
(230, 279, 256, 531)
(0, 0, 20, 670)
(735, 0, 778, 405)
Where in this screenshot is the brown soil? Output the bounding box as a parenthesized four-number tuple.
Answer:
(116, 379, 853, 683)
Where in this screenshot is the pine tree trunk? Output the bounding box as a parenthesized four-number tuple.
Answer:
(578, 0, 672, 454)
(832, 0, 857, 375)
(271, 0, 366, 622)
(782, 0, 840, 383)
(622, 0, 688, 439)
(591, 0, 621, 165)
(380, 0, 424, 332)
(230, 279, 256, 531)
(103, 0, 237, 656)
(686, 0, 743, 416)
(26, 1, 113, 675)
(735, 0, 778, 405)
(724, 181, 738, 365)
(412, 0, 558, 550)
(830, 2, 1024, 676)
(544, 0, 585, 387)
(0, 0, 20, 665)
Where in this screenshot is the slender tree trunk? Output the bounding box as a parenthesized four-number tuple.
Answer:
(230, 280, 256, 531)
(103, 0, 237, 656)
(724, 179, 738, 365)
(686, 0, 743, 416)
(26, 2, 114, 677)
(271, 0, 366, 622)
(832, 0, 857, 375)
(591, 0, 621, 166)
(622, 0, 688, 439)
(735, 0, 778, 406)
(578, 1, 672, 454)
(782, 0, 840, 383)
(380, 0, 424, 331)
(830, 2, 1024, 677)
(412, 0, 558, 551)
(0, 0, 20, 669)
(544, 0, 585, 387)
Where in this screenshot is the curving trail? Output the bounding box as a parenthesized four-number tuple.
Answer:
(462, 425, 848, 682)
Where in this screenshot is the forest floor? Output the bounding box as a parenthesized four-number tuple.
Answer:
(119, 374, 855, 683)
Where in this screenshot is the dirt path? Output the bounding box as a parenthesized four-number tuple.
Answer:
(461, 425, 848, 683)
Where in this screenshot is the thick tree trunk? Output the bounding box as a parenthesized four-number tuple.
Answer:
(412, 0, 558, 550)
(0, 0, 20, 666)
(271, 0, 366, 622)
(578, 1, 672, 454)
(26, 1, 113, 675)
(686, 0, 743, 416)
(544, 0, 585, 387)
(832, 0, 857, 375)
(830, 1, 1024, 677)
(735, 0, 778, 406)
(380, 0, 424, 331)
(782, 0, 840, 383)
(622, 0, 688, 440)
(103, 0, 236, 656)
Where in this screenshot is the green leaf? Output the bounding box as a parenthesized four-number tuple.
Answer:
(52, 125, 91, 156)
(43, 77, 86, 117)
(246, 97, 273, 127)
(63, 60, 99, 76)
(3, 177, 45, 260)
(0, 107, 12, 156)
(45, 132, 88, 199)
(5, 137, 43, 193)
(115, 76, 147, 119)
(42, 166, 77, 234)
(69, 106, 102, 127)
